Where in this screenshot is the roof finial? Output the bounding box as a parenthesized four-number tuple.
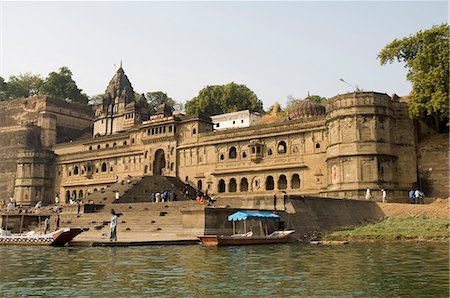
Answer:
(120, 60, 123, 69)
(307, 90, 310, 98)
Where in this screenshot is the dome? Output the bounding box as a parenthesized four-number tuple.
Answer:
(288, 98, 326, 119)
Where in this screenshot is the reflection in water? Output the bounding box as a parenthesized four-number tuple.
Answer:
(0, 243, 448, 297)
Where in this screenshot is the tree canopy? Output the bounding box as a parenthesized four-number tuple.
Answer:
(378, 24, 449, 123)
(145, 91, 176, 115)
(41, 67, 89, 104)
(6, 73, 44, 99)
(0, 67, 88, 104)
(185, 82, 264, 116)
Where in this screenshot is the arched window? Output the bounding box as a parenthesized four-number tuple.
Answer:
(145, 151, 148, 159)
(71, 190, 77, 200)
(268, 149, 273, 156)
(169, 126, 173, 133)
(277, 141, 287, 154)
(97, 145, 101, 149)
(197, 180, 203, 191)
(113, 142, 117, 147)
(242, 152, 247, 159)
(144, 165, 148, 173)
(171, 147, 174, 155)
(101, 162, 107, 172)
(73, 166, 79, 175)
(229, 147, 237, 159)
(291, 174, 301, 189)
(78, 190, 84, 199)
(229, 178, 237, 192)
(218, 179, 226, 193)
(278, 175, 287, 190)
(193, 128, 197, 135)
(315, 143, 321, 149)
(220, 154, 225, 161)
(265, 176, 274, 190)
(131, 138, 135, 144)
(123, 141, 127, 146)
(240, 178, 248, 192)
(105, 143, 109, 148)
(65, 190, 70, 204)
(89, 146, 92, 151)
(170, 163, 174, 171)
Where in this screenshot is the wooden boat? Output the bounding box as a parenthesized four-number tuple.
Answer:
(198, 210, 295, 246)
(0, 228, 86, 246)
(199, 230, 295, 246)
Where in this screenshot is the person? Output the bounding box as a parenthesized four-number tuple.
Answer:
(34, 201, 42, 214)
(365, 188, 372, 200)
(169, 191, 175, 202)
(115, 174, 119, 183)
(155, 192, 161, 203)
(44, 217, 50, 234)
(183, 186, 189, 199)
(418, 191, 425, 204)
(10, 196, 16, 207)
(110, 209, 118, 242)
(55, 194, 60, 206)
(172, 192, 177, 201)
(55, 214, 60, 231)
(282, 191, 287, 211)
(381, 189, 387, 203)
(77, 200, 82, 215)
(126, 175, 131, 184)
(150, 193, 155, 202)
(408, 190, 415, 204)
(414, 189, 421, 204)
(273, 193, 277, 210)
(6, 201, 13, 213)
(162, 190, 168, 202)
(115, 191, 120, 201)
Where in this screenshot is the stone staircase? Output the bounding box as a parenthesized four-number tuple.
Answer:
(54, 201, 205, 241)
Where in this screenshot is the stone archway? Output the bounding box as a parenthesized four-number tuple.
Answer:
(153, 149, 166, 176)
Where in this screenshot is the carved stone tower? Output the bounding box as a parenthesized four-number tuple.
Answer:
(93, 65, 148, 136)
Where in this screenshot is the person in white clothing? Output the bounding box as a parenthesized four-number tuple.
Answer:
(365, 188, 372, 200)
(110, 209, 118, 241)
(381, 189, 387, 203)
(115, 191, 120, 201)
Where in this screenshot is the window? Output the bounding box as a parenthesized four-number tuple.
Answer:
(277, 141, 287, 154)
(105, 144, 109, 148)
(113, 142, 117, 147)
(229, 178, 237, 192)
(229, 147, 237, 159)
(169, 126, 173, 133)
(89, 146, 92, 151)
(97, 145, 101, 149)
(241, 119, 244, 124)
(315, 143, 321, 149)
(123, 141, 127, 146)
(242, 152, 247, 159)
(278, 175, 287, 190)
(268, 149, 273, 156)
(291, 174, 300, 189)
(240, 178, 248, 192)
(265, 176, 274, 190)
(101, 162, 107, 172)
(197, 180, 203, 191)
(216, 123, 220, 128)
(218, 179, 226, 193)
(220, 154, 225, 161)
(193, 128, 197, 135)
(131, 138, 135, 144)
(73, 166, 79, 175)
(232, 121, 235, 124)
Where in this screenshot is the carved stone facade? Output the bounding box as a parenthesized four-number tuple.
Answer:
(9, 69, 420, 205)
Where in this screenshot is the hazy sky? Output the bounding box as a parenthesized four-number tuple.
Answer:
(1, 1, 447, 108)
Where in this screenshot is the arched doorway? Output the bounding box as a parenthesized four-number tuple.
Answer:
(153, 149, 166, 176)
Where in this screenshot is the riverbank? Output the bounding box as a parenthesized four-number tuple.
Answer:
(321, 199, 449, 242)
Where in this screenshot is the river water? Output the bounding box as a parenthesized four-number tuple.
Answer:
(0, 242, 448, 297)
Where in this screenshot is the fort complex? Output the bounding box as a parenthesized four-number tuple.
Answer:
(0, 67, 447, 208)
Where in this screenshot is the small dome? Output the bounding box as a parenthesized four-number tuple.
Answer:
(288, 98, 326, 119)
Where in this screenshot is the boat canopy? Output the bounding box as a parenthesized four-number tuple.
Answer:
(228, 211, 281, 222)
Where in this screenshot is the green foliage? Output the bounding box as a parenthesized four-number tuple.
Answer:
(0, 76, 7, 100)
(6, 73, 44, 99)
(325, 216, 449, 241)
(185, 82, 264, 116)
(145, 91, 176, 115)
(41, 66, 89, 105)
(378, 24, 449, 122)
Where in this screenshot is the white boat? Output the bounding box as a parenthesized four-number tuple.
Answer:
(0, 228, 86, 246)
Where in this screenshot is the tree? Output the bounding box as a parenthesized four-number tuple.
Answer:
(0, 76, 7, 100)
(7, 73, 44, 99)
(378, 24, 449, 123)
(41, 66, 89, 105)
(145, 91, 176, 115)
(185, 82, 264, 116)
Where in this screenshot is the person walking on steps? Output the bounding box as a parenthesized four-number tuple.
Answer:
(110, 209, 118, 242)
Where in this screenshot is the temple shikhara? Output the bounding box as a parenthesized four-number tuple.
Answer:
(0, 66, 445, 207)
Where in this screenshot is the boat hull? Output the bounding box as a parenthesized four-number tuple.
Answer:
(0, 228, 86, 246)
(199, 230, 295, 246)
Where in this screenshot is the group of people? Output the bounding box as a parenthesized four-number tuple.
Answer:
(365, 188, 387, 202)
(409, 189, 425, 204)
(194, 190, 216, 206)
(149, 191, 177, 203)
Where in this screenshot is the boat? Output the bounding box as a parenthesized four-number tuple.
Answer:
(0, 227, 87, 246)
(199, 210, 295, 246)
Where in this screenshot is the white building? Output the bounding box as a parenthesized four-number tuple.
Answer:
(211, 110, 261, 131)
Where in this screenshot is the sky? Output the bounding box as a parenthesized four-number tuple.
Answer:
(1, 1, 448, 108)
